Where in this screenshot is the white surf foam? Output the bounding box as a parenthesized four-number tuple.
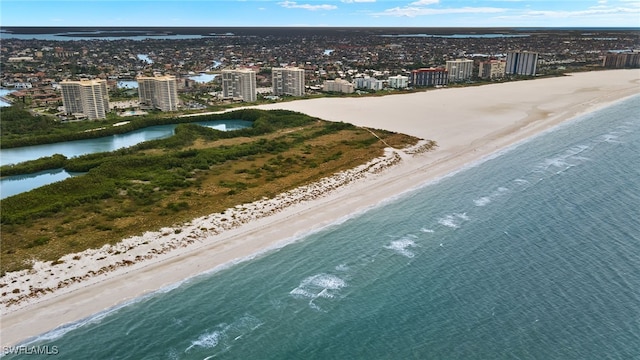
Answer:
(438, 215, 459, 229)
(437, 213, 470, 229)
(185, 314, 262, 353)
(473, 197, 491, 207)
(290, 273, 347, 307)
(384, 238, 417, 258)
(335, 263, 350, 272)
(599, 133, 622, 143)
(166, 348, 180, 360)
(455, 212, 469, 221)
(186, 330, 222, 351)
(536, 144, 593, 174)
(474, 186, 510, 207)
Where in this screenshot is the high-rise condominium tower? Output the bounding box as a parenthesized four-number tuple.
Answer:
(222, 69, 257, 102)
(410, 68, 448, 87)
(272, 67, 305, 97)
(478, 59, 507, 79)
(505, 51, 539, 76)
(445, 59, 474, 82)
(137, 75, 179, 111)
(60, 79, 109, 120)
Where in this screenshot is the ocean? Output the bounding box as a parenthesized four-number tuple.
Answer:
(5, 95, 640, 359)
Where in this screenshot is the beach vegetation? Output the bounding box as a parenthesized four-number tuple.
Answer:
(0, 109, 422, 274)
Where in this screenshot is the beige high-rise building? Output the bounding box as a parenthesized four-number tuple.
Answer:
(222, 69, 257, 102)
(445, 59, 474, 82)
(478, 59, 506, 79)
(272, 67, 305, 97)
(137, 75, 179, 111)
(323, 78, 354, 94)
(60, 79, 109, 120)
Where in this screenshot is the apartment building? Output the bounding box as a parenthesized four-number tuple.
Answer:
(445, 59, 474, 82)
(388, 75, 409, 89)
(478, 59, 507, 79)
(410, 68, 448, 87)
(323, 78, 354, 93)
(60, 79, 109, 120)
(137, 75, 179, 111)
(602, 52, 640, 68)
(506, 51, 539, 76)
(272, 67, 305, 96)
(222, 69, 257, 102)
(354, 76, 384, 91)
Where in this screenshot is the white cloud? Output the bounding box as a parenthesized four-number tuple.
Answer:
(278, 1, 337, 10)
(374, 6, 507, 17)
(524, 5, 639, 17)
(341, 0, 376, 3)
(372, 0, 508, 17)
(410, 0, 439, 5)
(491, 1, 640, 26)
(618, 0, 640, 6)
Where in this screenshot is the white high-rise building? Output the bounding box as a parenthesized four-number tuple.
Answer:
(60, 79, 109, 120)
(222, 69, 257, 102)
(137, 75, 179, 111)
(506, 51, 539, 76)
(272, 67, 305, 97)
(445, 59, 474, 82)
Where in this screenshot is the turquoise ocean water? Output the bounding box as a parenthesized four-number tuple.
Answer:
(5, 95, 640, 359)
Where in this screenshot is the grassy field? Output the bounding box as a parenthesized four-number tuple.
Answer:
(1, 110, 422, 274)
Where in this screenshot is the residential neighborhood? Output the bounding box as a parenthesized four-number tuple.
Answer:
(1, 27, 639, 119)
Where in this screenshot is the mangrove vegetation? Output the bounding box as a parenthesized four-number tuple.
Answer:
(1, 109, 421, 274)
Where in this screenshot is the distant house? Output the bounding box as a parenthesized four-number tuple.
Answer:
(7, 56, 34, 62)
(14, 82, 33, 89)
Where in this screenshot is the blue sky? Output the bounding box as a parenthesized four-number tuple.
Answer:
(1, 0, 639, 27)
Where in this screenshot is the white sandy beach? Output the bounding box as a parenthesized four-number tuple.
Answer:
(1, 69, 639, 347)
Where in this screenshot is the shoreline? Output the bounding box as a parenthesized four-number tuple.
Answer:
(2, 69, 639, 347)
